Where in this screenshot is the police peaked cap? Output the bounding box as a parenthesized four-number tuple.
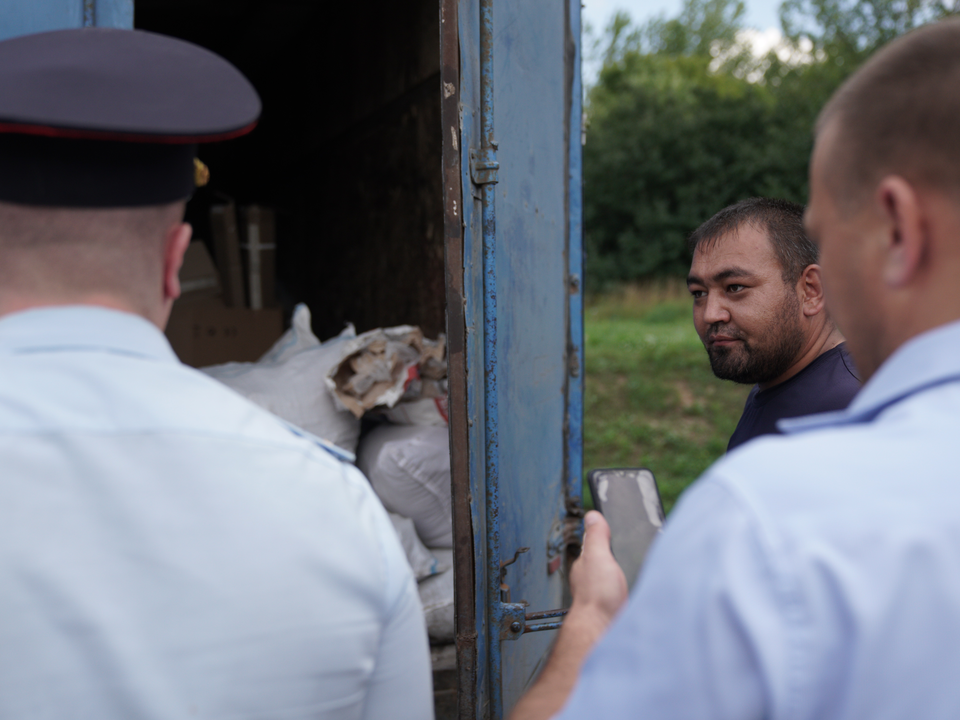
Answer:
(0, 27, 261, 207)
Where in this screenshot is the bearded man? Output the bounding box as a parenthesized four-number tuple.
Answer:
(686, 197, 860, 450)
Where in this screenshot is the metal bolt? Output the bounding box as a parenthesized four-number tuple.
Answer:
(510, 622, 522, 633)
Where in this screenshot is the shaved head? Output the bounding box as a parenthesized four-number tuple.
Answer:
(817, 18, 960, 212)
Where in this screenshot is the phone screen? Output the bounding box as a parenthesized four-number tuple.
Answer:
(587, 468, 665, 589)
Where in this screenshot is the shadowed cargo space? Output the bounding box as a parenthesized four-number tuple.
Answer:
(135, 4, 456, 718)
(136, 0, 445, 340)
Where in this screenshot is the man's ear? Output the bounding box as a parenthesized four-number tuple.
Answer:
(798, 264, 826, 318)
(876, 175, 925, 288)
(162, 222, 193, 302)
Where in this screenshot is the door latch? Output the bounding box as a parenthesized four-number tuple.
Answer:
(499, 546, 569, 640)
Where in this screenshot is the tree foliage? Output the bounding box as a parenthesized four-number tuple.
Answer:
(585, 55, 777, 281)
(583, 0, 958, 288)
(781, 0, 958, 62)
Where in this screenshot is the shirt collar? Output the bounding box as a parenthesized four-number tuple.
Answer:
(0, 305, 179, 363)
(781, 319, 960, 434)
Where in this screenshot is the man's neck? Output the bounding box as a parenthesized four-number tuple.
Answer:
(757, 325, 845, 392)
(0, 294, 156, 326)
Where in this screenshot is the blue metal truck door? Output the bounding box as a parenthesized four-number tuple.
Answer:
(0, 0, 132, 41)
(445, 0, 584, 716)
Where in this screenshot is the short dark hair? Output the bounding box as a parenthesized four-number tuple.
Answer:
(817, 18, 960, 212)
(687, 197, 817, 285)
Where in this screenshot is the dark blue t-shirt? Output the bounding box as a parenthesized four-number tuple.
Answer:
(727, 343, 861, 452)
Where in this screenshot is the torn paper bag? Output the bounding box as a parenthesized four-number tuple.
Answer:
(326, 325, 446, 418)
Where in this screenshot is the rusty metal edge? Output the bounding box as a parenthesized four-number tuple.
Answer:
(440, 0, 477, 718)
(562, 0, 587, 600)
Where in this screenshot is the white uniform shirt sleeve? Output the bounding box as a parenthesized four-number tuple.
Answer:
(348, 464, 435, 720)
(556, 477, 785, 720)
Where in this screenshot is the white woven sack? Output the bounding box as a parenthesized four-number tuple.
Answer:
(418, 548, 455, 643)
(201, 304, 361, 453)
(356, 424, 452, 548)
(382, 396, 448, 426)
(388, 513, 446, 581)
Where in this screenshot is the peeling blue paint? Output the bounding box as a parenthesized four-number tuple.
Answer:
(0, 0, 131, 41)
(459, 0, 584, 714)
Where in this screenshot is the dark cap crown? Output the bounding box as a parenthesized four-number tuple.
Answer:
(0, 27, 261, 207)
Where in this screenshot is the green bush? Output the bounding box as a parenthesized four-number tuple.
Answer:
(584, 54, 786, 288)
(581, 0, 956, 288)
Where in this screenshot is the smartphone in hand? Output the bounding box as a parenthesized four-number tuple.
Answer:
(587, 468, 665, 590)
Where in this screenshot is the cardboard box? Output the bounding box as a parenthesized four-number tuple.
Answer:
(165, 296, 283, 367)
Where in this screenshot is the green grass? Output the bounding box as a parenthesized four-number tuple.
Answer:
(582, 281, 751, 513)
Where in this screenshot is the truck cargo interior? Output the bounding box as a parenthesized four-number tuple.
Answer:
(135, 3, 458, 712)
(136, 0, 446, 342)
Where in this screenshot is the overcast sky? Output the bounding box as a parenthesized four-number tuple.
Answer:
(581, 0, 786, 82)
(581, 0, 784, 34)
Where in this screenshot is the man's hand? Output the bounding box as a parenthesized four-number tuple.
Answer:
(508, 511, 628, 720)
(570, 511, 629, 623)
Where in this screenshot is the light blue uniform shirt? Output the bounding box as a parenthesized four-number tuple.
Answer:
(558, 319, 960, 720)
(0, 307, 433, 720)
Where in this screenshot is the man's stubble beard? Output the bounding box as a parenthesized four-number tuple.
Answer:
(707, 290, 804, 385)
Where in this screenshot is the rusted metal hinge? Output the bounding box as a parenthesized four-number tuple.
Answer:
(470, 143, 500, 185)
